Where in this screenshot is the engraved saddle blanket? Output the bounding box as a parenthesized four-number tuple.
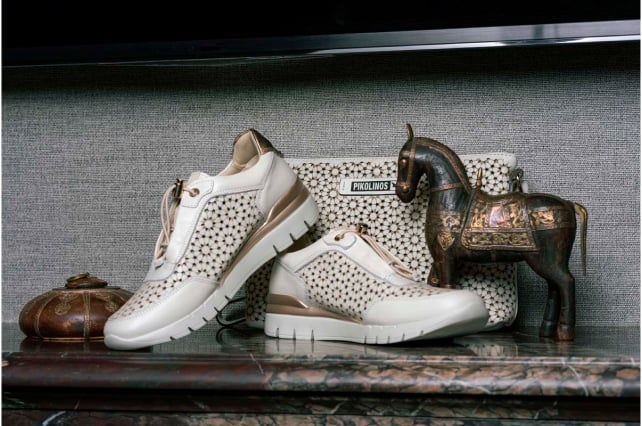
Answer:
(461, 193, 538, 251)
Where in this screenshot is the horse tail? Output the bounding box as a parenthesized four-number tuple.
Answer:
(573, 202, 588, 275)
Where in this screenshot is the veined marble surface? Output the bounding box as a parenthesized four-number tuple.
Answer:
(3, 323, 639, 399)
(3, 323, 639, 423)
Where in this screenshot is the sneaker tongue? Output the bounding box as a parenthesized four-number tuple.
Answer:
(187, 171, 209, 184)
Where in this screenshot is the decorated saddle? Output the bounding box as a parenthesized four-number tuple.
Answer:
(462, 192, 537, 251)
(461, 190, 576, 252)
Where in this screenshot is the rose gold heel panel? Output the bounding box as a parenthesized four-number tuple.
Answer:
(238, 178, 311, 256)
(267, 294, 309, 309)
(233, 129, 275, 156)
(264, 178, 310, 225)
(267, 294, 357, 323)
(219, 179, 313, 285)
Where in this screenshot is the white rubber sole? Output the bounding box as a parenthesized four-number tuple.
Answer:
(264, 300, 488, 344)
(105, 195, 318, 350)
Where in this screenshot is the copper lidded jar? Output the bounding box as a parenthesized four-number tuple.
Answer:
(19, 273, 132, 341)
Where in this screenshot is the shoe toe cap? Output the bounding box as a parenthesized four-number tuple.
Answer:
(103, 276, 218, 349)
(363, 289, 488, 327)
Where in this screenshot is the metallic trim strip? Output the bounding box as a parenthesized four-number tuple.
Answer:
(531, 222, 575, 231)
(312, 20, 640, 54)
(83, 292, 91, 339)
(5, 20, 638, 66)
(267, 294, 358, 323)
(430, 182, 466, 193)
(219, 178, 310, 284)
(248, 129, 274, 156)
(33, 293, 58, 339)
(531, 205, 570, 213)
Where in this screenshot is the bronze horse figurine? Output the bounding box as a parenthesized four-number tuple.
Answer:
(395, 124, 587, 341)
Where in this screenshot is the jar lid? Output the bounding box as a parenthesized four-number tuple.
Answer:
(65, 272, 108, 289)
(19, 273, 132, 341)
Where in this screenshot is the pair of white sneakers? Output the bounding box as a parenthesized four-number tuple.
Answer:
(104, 130, 488, 350)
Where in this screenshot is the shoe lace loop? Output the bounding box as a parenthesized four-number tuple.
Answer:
(335, 223, 414, 280)
(157, 179, 200, 259)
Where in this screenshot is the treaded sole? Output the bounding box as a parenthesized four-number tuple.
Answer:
(264, 300, 488, 345)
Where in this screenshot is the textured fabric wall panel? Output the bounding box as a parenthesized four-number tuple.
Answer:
(3, 43, 639, 327)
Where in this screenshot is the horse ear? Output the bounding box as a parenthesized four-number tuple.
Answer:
(405, 123, 414, 141)
(476, 168, 483, 189)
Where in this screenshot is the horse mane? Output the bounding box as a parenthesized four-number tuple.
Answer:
(414, 137, 472, 192)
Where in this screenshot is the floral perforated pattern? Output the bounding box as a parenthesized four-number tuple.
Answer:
(458, 262, 517, 327)
(112, 191, 262, 320)
(464, 157, 512, 195)
(245, 155, 518, 329)
(300, 251, 444, 321)
(244, 261, 275, 323)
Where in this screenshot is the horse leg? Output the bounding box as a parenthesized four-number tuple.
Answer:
(555, 271, 576, 341)
(428, 245, 458, 289)
(525, 255, 576, 341)
(539, 280, 560, 338)
(436, 255, 458, 289)
(427, 266, 440, 287)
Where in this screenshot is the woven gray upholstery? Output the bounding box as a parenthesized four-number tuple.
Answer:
(3, 43, 639, 327)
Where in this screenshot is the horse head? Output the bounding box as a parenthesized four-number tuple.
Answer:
(395, 124, 426, 203)
(395, 124, 472, 204)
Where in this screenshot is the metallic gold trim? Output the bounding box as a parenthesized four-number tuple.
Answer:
(531, 205, 566, 213)
(54, 293, 79, 316)
(266, 294, 358, 323)
(530, 211, 556, 227)
(94, 293, 119, 313)
(249, 130, 272, 155)
(530, 206, 575, 230)
(475, 168, 483, 189)
(40, 336, 106, 342)
(429, 182, 466, 193)
(34, 293, 57, 339)
(461, 230, 538, 251)
(437, 231, 455, 250)
(66, 272, 90, 283)
(427, 211, 462, 232)
(462, 195, 538, 251)
(83, 292, 91, 339)
(219, 178, 310, 285)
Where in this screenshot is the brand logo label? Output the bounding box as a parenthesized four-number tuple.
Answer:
(338, 178, 397, 196)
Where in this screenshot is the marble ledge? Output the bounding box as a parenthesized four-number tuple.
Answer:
(3, 323, 639, 400)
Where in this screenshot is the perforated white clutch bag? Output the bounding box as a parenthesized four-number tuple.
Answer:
(244, 154, 519, 331)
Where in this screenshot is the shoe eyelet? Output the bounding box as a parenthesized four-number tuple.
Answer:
(188, 188, 200, 197)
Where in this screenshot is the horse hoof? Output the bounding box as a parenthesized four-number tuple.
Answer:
(539, 320, 557, 338)
(555, 325, 575, 341)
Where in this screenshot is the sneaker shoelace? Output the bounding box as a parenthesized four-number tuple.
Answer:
(157, 179, 200, 259)
(335, 224, 415, 280)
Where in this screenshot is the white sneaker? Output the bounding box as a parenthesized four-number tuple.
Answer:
(104, 129, 319, 350)
(265, 225, 488, 344)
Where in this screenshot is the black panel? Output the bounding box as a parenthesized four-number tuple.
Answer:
(3, 1, 640, 65)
